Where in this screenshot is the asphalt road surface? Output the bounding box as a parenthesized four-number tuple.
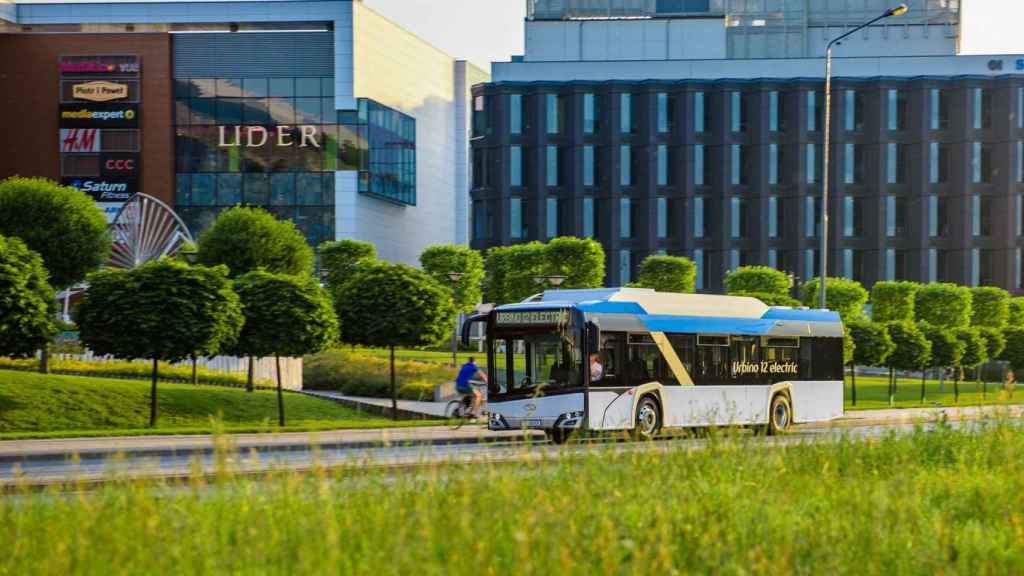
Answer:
(0, 419, 995, 488)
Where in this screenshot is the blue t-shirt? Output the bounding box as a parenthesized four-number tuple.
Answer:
(456, 362, 480, 389)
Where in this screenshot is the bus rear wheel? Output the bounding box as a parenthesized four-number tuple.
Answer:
(631, 396, 661, 441)
(768, 393, 792, 435)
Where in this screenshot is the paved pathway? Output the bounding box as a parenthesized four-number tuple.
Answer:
(301, 391, 451, 418)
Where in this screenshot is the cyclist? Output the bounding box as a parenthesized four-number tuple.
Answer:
(455, 357, 488, 419)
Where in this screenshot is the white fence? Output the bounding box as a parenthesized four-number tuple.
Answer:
(50, 351, 304, 390)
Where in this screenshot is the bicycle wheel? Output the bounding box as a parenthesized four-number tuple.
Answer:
(446, 400, 467, 430)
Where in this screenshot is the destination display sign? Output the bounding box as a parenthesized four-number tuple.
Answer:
(496, 310, 569, 326)
(731, 361, 799, 377)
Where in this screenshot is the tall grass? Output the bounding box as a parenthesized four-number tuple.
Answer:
(3, 423, 1024, 574)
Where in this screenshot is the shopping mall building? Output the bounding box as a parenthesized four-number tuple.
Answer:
(0, 0, 487, 263)
(470, 0, 1024, 293)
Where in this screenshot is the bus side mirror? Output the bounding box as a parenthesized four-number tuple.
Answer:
(586, 321, 600, 354)
(461, 313, 487, 347)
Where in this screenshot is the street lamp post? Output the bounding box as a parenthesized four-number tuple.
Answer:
(447, 272, 465, 367)
(819, 3, 907, 309)
(534, 275, 567, 290)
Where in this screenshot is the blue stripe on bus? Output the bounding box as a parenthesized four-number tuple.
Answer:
(761, 308, 841, 322)
(576, 301, 647, 314)
(640, 315, 777, 335)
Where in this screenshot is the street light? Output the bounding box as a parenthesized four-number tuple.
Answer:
(819, 3, 907, 309)
(534, 275, 567, 289)
(447, 272, 465, 367)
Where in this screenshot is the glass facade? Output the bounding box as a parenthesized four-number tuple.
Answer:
(174, 77, 416, 244)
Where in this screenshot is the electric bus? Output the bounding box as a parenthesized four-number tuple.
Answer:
(461, 288, 845, 442)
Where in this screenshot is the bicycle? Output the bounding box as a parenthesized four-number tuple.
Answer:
(445, 384, 487, 430)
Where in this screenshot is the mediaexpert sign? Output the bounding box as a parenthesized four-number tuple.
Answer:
(59, 103, 138, 128)
(62, 177, 138, 202)
(59, 128, 101, 153)
(100, 153, 140, 177)
(72, 81, 128, 102)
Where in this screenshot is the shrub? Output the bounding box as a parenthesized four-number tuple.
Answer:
(724, 266, 790, 297)
(1008, 297, 1024, 326)
(970, 286, 1010, 329)
(320, 239, 376, 289)
(0, 235, 56, 357)
(0, 356, 268, 387)
(915, 283, 972, 330)
(800, 277, 868, 323)
(197, 206, 313, 278)
(727, 291, 801, 307)
(303, 349, 451, 401)
(635, 255, 696, 294)
(870, 281, 919, 323)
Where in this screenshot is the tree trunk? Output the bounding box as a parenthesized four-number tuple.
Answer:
(191, 356, 198, 385)
(39, 347, 50, 374)
(149, 357, 159, 428)
(246, 356, 255, 392)
(390, 345, 398, 421)
(939, 369, 945, 393)
(850, 363, 857, 407)
(889, 367, 895, 407)
(954, 370, 960, 404)
(977, 366, 983, 400)
(920, 369, 927, 403)
(276, 355, 285, 427)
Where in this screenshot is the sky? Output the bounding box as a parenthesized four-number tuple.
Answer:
(958, 0, 1024, 55)
(362, 0, 525, 71)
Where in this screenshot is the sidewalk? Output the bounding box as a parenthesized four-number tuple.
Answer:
(301, 391, 450, 418)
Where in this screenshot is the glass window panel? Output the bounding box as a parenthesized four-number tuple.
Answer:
(216, 173, 242, 205)
(620, 198, 632, 238)
(806, 90, 817, 131)
(657, 92, 669, 133)
(694, 197, 705, 238)
(694, 144, 705, 185)
(769, 91, 779, 132)
(242, 99, 270, 125)
(243, 78, 269, 98)
(511, 146, 522, 187)
(189, 98, 216, 125)
(806, 143, 816, 184)
(216, 78, 243, 98)
(191, 173, 216, 206)
(510, 197, 524, 239)
(583, 197, 595, 238)
(510, 94, 523, 135)
(216, 98, 244, 124)
(175, 174, 191, 206)
(619, 250, 631, 285)
(546, 94, 560, 134)
(546, 197, 558, 238)
(694, 92, 705, 133)
(620, 145, 631, 186)
(805, 196, 816, 238)
(268, 98, 296, 125)
(321, 77, 334, 98)
(269, 78, 294, 98)
(694, 249, 704, 290)
(657, 145, 668, 186)
(584, 93, 597, 134)
(657, 197, 668, 239)
(620, 93, 632, 134)
(730, 91, 741, 133)
(296, 173, 323, 206)
(296, 77, 320, 97)
(294, 97, 322, 125)
(244, 173, 270, 205)
(730, 145, 741, 185)
(768, 196, 778, 238)
(270, 173, 295, 206)
(583, 145, 595, 187)
(768, 144, 778, 185)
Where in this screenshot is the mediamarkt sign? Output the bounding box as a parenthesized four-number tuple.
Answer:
(217, 125, 321, 148)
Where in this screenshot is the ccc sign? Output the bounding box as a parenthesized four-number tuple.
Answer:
(100, 154, 139, 177)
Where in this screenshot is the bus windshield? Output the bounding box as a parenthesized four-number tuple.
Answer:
(490, 327, 582, 396)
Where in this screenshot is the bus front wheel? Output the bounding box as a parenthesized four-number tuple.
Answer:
(768, 393, 792, 435)
(546, 428, 570, 444)
(631, 395, 662, 441)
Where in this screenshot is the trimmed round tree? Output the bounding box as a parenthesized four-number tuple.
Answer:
(800, 277, 868, 323)
(954, 327, 987, 403)
(334, 262, 455, 418)
(847, 320, 895, 406)
(230, 271, 338, 425)
(78, 260, 243, 427)
(1008, 297, 1024, 326)
(918, 322, 964, 404)
(542, 236, 605, 290)
(870, 281, 919, 323)
(915, 283, 972, 330)
(419, 244, 485, 314)
(724, 266, 791, 298)
(976, 326, 1006, 398)
(635, 255, 696, 294)
(0, 176, 111, 372)
(0, 235, 57, 357)
(884, 321, 931, 407)
(484, 242, 546, 304)
(970, 286, 1010, 329)
(1001, 327, 1024, 376)
(197, 206, 313, 278)
(319, 238, 376, 289)
(727, 291, 801, 307)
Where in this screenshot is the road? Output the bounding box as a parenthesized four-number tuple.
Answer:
(0, 415, 1010, 488)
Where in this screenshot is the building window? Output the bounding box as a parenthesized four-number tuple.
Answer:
(510, 94, 524, 135)
(769, 90, 780, 132)
(930, 142, 950, 184)
(768, 144, 779, 185)
(930, 88, 949, 130)
(1018, 248, 1023, 289)
(805, 248, 818, 278)
(973, 87, 992, 130)
(657, 92, 673, 133)
(1018, 141, 1023, 183)
(472, 94, 491, 137)
(583, 93, 599, 134)
(928, 248, 938, 283)
(768, 196, 779, 239)
(1019, 88, 1024, 129)
(730, 145, 742, 185)
(844, 90, 863, 132)
(806, 90, 819, 132)
(887, 143, 907, 184)
(546, 197, 560, 238)
(730, 91, 745, 133)
(510, 146, 523, 187)
(843, 143, 863, 184)
(885, 249, 896, 281)
(583, 145, 595, 187)
(694, 249, 705, 290)
(546, 146, 561, 187)
(973, 194, 993, 237)
(843, 248, 862, 281)
(843, 196, 863, 238)
(887, 89, 907, 131)
(972, 142, 993, 183)
(620, 93, 633, 134)
(805, 196, 817, 238)
(971, 249, 980, 287)
(472, 200, 492, 240)
(619, 250, 631, 286)
(694, 91, 706, 133)
(510, 197, 526, 239)
(694, 144, 705, 186)
(657, 145, 669, 186)
(767, 248, 778, 269)
(1017, 193, 1023, 237)
(583, 197, 597, 238)
(620, 145, 632, 186)
(729, 249, 740, 271)
(546, 94, 564, 134)
(620, 197, 633, 238)
(806, 143, 817, 184)
(730, 197, 747, 239)
(657, 197, 670, 239)
(886, 195, 906, 237)
(694, 197, 705, 238)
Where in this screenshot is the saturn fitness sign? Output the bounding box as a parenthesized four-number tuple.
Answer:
(217, 126, 321, 148)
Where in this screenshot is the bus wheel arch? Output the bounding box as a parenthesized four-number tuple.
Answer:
(632, 393, 662, 440)
(768, 391, 792, 435)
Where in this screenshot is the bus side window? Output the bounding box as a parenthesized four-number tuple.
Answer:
(598, 332, 624, 386)
(668, 334, 695, 384)
(799, 338, 814, 379)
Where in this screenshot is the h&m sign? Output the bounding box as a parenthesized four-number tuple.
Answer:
(217, 126, 321, 148)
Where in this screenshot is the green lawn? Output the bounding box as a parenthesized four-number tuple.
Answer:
(3, 423, 1023, 573)
(0, 370, 433, 439)
(846, 373, 1020, 410)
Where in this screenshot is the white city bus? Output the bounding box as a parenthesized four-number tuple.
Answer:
(462, 288, 845, 442)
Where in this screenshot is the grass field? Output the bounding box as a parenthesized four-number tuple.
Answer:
(2, 422, 1023, 574)
(0, 370, 429, 439)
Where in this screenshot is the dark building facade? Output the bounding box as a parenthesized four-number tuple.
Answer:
(469, 76, 1024, 294)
